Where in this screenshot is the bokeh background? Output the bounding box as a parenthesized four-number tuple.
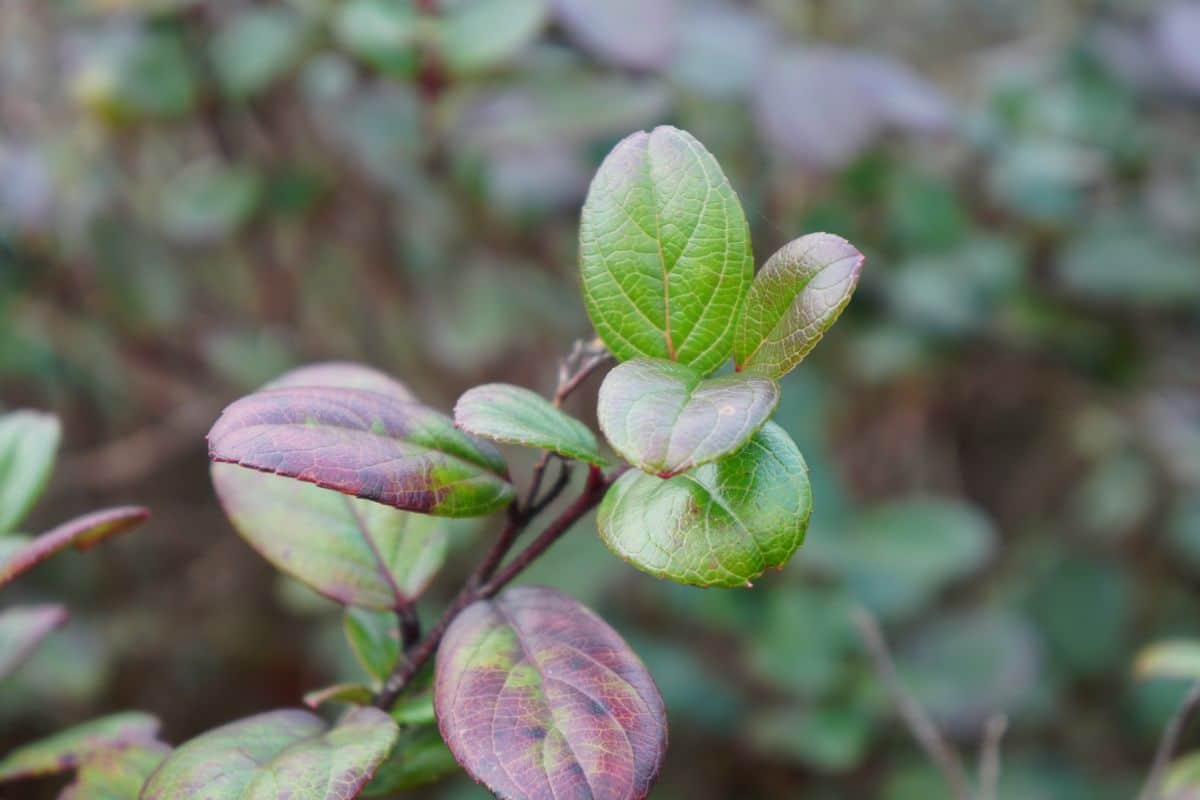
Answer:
(3, 0, 1200, 797)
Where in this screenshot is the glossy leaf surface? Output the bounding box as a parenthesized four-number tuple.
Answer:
(0, 604, 68, 680)
(208, 385, 515, 517)
(0, 410, 60, 534)
(455, 383, 606, 466)
(435, 586, 667, 800)
(579, 126, 753, 376)
(0, 506, 150, 589)
(733, 234, 865, 378)
(0, 712, 161, 781)
(598, 422, 811, 587)
(141, 708, 398, 799)
(597, 358, 778, 477)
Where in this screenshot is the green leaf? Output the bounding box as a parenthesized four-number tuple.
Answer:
(1165, 752, 1200, 800)
(436, 0, 547, 75)
(597, 358, 778, 477)
(304, 682, 375, 709)
(334, 0, 420, 77)
(0, 604, 67, 681)
(598, 422, 811, 588)
(344, 607, 400, 682)
(733, 233, 865, 378)
(141, 708, 398, 799)
(59, 741, 171, 800)
(0, 410, 60, 534)
(0, 712, 161, 782)
(160, 160, 262, 244)
(361, 726, 459, 795)
(211, 7, 308, 99)
(434, 586, 667, 800)
(1136, 640, 1200, 682)
(579, 126, 753, 375)
(0, 506, 150, 589)
(454, 383, 606, 466)
(73, 30, 196, 123)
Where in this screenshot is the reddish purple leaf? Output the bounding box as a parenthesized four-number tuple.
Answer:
(0, 506, 150, 589)
(208, 386, 515, 517)
(435, 586, 667, 800)
(265, 361, 418, 402)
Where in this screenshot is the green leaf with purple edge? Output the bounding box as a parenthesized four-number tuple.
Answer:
(597, 357, 778, 477)
(0, 604, 68, 681)
(455, 383, 606, 466)
(579, 126, 754, 376)
(434, 586, 667, 800)
(0, 506, 151, 589)
(0, 410, 61, 535)
(733, 233, 865, 378)
(344, 607, 401, 682)
(59, 740, 171, 800)
(141, 708, 398, 800)
(208, 382, 515, 518)
(597, 422, 812, 588)
(0, 712, 161, 782)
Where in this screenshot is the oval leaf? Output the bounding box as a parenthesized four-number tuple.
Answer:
(579, 126, 753, 376)
(0, 506, 150, 589)
(435, 586, 667, 800)
(598, 422, 811, 588)
(733, 233, 865, 378)
(0, 712, 161, 782)
(264, 361, 418, 400)
(455, 383, 606, 466)
(597, 358, 778, 477)
(1136, 640, 1200, 682)
(141, 708, 398, 799)
(0, 604, 68, 681)
(0, 410, 61, 535)
(437, 0, 547, 75)
(208, 386, 515, 517)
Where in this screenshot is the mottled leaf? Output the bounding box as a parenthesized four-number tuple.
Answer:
(0, 604, 67, 681)
(733, 234, 864, 378)
(208, 386, 515, 517)
(598, 422, 810, 588)
(437, 0, 547, 75)
(0, 506, 150, 589)
(579, 126, 753, 376)
(0, 712, 160, 782)
(550, 0, 677, 69)
(0, 410, 60, 534)
(141, 708, 398, 800)
(1136, 640, 1200, 682)
(344, 607, 400, 682)
(435, 586, 666, 800)
(455, 383, 606, 466)
(361, 726, 458, 795)
(60, 741, 171, 800)
(304, 683, 375, 709)
(597, 358, 778, 477)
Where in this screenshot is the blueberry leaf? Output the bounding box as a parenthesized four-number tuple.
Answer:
(0, 410, 61, 535)
(598, 422, 811, 588)
(434, 586, 667, 800)
(455, 383, 606, 466)
(579, 126, 753, 376)
(0, 712, 162, 783)
(597, 357, 778, 477)
(0, 605, 68, 681)
(0, 506, 150, 589)
(733, 233, 865, 378)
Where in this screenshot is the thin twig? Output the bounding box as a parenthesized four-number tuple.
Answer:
(528, 459, 572, 518)
(1139, 680, 1200, 800)
(978, 713, 1008, 800)
(851, 605, 974, 800)
(396, 604, 421, 651)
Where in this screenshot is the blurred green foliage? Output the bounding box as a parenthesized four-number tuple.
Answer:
(3, 0, 1200, 797)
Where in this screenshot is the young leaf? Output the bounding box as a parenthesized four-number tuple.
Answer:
(733, 233, 865, 378)
(343, 607, 401, 681)
(455, 383, 606, 466)
(0, 506, 150, 589)
(1135, 640, 1200, 682)
(212, 464, 447, 609)
(598, 422, 811, 588)
(0, 410, 61, 535)
(434, 586, 667, 800)
(0, 604, 67, 681)
(597, 358, 778, 477)
(0, 712, 161, 782)
(208, 386, 515, 517)
(141, 708, 398, 799)
(579, 126, 753, 376)
(59, 740, 171, 800)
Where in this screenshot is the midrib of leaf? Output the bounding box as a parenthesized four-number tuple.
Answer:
(342, 495, 406, 609)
